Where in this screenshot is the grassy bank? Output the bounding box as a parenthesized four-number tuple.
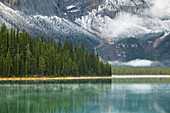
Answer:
(112, 67, 170, 75)
(0, 76, 170, 84)
(0, 76, 112, 81)
(0, 75, 170, 81)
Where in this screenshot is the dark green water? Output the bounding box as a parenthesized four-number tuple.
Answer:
(0, 82, 170, 113)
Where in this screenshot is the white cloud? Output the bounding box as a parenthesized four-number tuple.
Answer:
(148, 0, 170, 19)
(109, 59, 160, 67)
(124, 59, 154, 67)
(75, 0, 170, 40)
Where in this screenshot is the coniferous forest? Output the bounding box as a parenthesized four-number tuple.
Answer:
(0, 23, 112, 77)
(112, 67, 170, 75)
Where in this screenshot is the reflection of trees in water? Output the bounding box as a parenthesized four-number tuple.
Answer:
(0, 84, 169, 113)
(0, 84, 111, 113)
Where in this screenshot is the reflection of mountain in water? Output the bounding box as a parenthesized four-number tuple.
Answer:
(0, 84, 170, 113)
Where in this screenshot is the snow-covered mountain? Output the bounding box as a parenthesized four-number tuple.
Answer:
(0, 0, 170, 64)
(1, 0, 170, 40)
(0, 2, 100, 50)
(75, 0, 170, 40)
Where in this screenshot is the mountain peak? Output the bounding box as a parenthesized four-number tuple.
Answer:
(0, 0, 170, 63)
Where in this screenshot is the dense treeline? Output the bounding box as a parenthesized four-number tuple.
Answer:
(112, 67, 170, 75)
(0, 23, 111, 77)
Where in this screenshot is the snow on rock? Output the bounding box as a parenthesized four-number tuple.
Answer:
(75, 11, 170, 40)
(66, 5, 76, 10)
(75, 0, 170, 40)
(0, 2, 95, 40)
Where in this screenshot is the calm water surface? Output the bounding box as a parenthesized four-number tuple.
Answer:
(0, 83, 170, 113)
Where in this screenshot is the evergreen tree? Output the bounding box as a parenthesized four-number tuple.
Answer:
(0, 55, 2, 76)
(39, 56, 45, 76)
(0, 23, 112, 77)
(25, 61, 28, 75)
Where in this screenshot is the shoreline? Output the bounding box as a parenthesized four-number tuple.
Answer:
(0, 75, 170, 81)
(112, 75, 170, 78)
(0, 76, 112, 81)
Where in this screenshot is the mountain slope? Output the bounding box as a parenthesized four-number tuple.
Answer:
(0, 0, 170, 64)
(97, 33, 170, 62)
(0, 2, 100, 50)
(75, 0, 170, 40)
(1, 0, 170, 39)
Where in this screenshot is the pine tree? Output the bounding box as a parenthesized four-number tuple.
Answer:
(58, 38, 62, 54)
(30, 57, 36, 75)
(19, 56, 24, 76)
(9, 28, 15, 59)
(6, 50, 11, 76)
(39, 56, 45, 76)
(25, 61, 28, 75)
(72, 61, 78, 76)
(1, 23, 8, 56)
(0, 55, 2, 76)
(14, 55, 17, 76)
(3, 57, 7, 77)
(0, 23, 113, 77)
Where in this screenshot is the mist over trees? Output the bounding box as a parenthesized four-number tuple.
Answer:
(0, 23, 111, 77)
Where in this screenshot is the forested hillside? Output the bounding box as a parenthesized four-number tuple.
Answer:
(112, 67, 170, 75)
(0, 1, 170, 63)
(97, 33, 170, 62)
(0, 23, 111, 77)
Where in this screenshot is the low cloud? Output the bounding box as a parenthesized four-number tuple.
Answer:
(75, 0, 170, 39)
(149, 0, 170, 19)
(109, 59, 161, 67)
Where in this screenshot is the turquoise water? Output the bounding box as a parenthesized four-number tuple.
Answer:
(0, 83, 170, 113)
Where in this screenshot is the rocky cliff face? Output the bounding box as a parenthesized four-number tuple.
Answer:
(0, 0, 170, 64)
(0, 0, 155, 40)
(0, 0, 148, 20)
(0, 0, 102, 20)
(0, 2, 100, 51)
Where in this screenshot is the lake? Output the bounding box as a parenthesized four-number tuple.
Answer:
(0, 81, 170, 113)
